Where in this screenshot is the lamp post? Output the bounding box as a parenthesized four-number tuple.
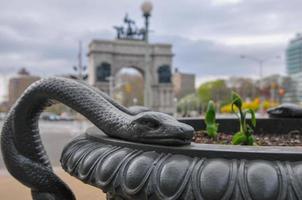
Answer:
(141, 1, 153, 107)
(141, 1, 153, 42)
(240, 55, 280, 84)
(240, 54, 280, 114)
(133, 98, 138, 105)
(240, 55, 264, 81)
(106, 76, 114, 98)
(173, 97, 178, 117)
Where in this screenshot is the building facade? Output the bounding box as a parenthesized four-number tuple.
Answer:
(285, 34, 302, 103)
(286, 34, 302, 75)
(88, 39, 175, 113)
(282, 74, 301, 103)
(172, 69, 195, 99)
(7, 68, 40, 107)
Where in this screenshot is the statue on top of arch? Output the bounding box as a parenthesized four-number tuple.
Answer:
(114, 14, 146, 41)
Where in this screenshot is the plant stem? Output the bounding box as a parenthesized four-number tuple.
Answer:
(239, 107, 245, 132)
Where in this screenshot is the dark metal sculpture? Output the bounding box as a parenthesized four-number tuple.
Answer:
(114, 14, 146, 41)
(2, 77, 302, 200)
(267, 103, 302, 118)
(1, 77, 193, 200)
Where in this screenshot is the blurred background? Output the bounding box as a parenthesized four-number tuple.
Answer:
(1, 0, 302, 198)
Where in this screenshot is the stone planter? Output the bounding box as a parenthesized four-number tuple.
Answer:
(61, 124, 302, 200)
(4, 78, 300, 199)
(179, 117, 302, 135)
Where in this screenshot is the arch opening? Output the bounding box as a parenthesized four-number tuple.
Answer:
(113, 67, 144, 107)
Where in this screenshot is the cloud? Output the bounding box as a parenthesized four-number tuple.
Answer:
(211, 0, 242, 6)
(0, 0, 299, 80)
(153, 34, 285, 79)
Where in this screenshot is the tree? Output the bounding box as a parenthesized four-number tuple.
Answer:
(197, 80, 230, 105)
(114, 72, 144, 107)
(177, 93, 201, 116)
(227, 77, 259, 100)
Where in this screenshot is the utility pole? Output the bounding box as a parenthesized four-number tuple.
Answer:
(78, 41, 83, 80)
(72, 40, 87, 80)
(108, 76, 114, 98)
(240, 54, 280, 86)
(240, 54, 280, 114)
(141, 1, 153, 107)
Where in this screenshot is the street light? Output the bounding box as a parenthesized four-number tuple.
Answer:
(141, 1, 153, 42)
(133, 98, 138, 105)
(173, 97, 178, 117)
(240, 54, 280, 114)
(240, 54, 280, 80)
(141, 1, 153, 107)
(141, 1, 153, 15)
(106, 76, 114, 98)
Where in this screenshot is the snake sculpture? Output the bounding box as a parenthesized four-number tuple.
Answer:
(1, 77, 194, 200)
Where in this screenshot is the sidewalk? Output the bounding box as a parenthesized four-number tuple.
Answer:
(0, 169, 106, 200)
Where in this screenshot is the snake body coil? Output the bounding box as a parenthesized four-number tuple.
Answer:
(267, 103, 302, 118)
(1, 77, 193, 199)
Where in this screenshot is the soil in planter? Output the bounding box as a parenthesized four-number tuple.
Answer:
(193, 130, 302, 146)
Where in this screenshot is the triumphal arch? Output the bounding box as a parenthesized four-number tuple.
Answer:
(87, 27, 175, 114)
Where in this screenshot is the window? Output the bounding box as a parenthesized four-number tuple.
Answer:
(158, 65, 171, 83)
(96, 62, 111, 81)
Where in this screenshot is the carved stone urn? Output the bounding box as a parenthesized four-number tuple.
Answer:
(61, 125, 302, 200)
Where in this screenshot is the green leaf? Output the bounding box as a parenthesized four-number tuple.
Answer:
(246, 109, 256, 127)
(231, 91, 242, 109)
(206, 124, 218, 138)
(232, 132, 247, 145)
(205, 100, 216, 124)
(246, 125, 254, 136)
(207, 126, 217, 138)
(205, 100, 219, 138)
(247, 135, 255, 145)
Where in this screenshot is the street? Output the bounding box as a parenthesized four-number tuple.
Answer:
(0, 120, 108, 199)
(0, 120, 92, 172)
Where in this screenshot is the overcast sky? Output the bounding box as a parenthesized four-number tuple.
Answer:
(0, 0, 301, 86)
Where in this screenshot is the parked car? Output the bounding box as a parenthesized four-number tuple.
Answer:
(60, 112, 75, 121)
(40, 112, 75, 121)
(40, 112, 61, 121)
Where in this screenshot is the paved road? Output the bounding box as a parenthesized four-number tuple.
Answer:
(0, 120, 92, 172)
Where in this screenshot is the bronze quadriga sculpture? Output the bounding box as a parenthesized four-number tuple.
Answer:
(1, 77, 302, 200)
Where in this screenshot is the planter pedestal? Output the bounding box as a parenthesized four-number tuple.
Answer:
(61, 127, 302, 200)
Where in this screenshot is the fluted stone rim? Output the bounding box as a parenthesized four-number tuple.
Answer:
(86, 127, 302, 161)
(61, 127, 302, 200)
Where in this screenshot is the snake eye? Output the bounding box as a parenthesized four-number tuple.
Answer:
(138, 118, 160, 129)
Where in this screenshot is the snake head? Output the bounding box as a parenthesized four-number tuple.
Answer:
(130, 111, 194, 145)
